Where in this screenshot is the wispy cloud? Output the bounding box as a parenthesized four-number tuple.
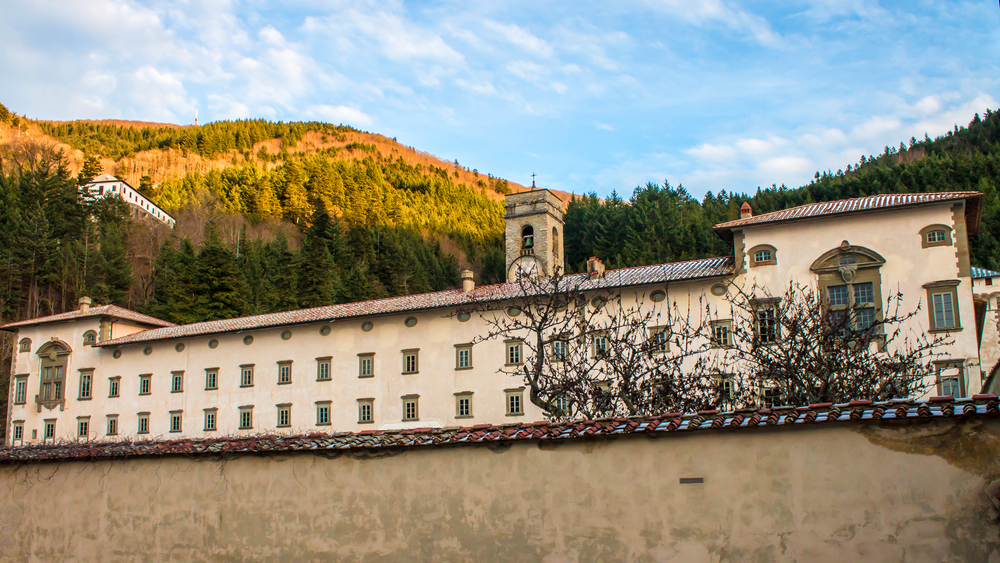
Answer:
(0, 0, 993, 197)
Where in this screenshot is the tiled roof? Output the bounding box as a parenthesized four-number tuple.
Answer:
(0, 305, 175, 331)
(89, 173, 119, 183)
(972, 267, 1000, 279)
(1, 395, 995, 464)
(713, 192, 983, 238)
(96, 256, 735, 347)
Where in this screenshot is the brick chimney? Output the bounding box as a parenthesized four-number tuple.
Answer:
(587, 257, 605, 280)
(461, 270, 475, 293)
(740, 202, 753, 219)
(78, 296, 92, 312)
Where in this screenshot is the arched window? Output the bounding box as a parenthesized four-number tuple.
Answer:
(919, 224, 953, 248)
(18, 338, 31, 353)
(83, 331, 97, 346)
(748, 244, 777, 267)
(552, 227, 559, 259)
(36, 341, 71, 409)
(522, 225, 534, 249)
(811, 244, 886, 335)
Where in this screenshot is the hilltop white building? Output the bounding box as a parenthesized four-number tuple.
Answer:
(82, 173, 176, 227)
(2, 189, 991, 445)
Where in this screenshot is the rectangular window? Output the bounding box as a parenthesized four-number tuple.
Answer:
(317, 357, 332, 381)
(506, 341, 523, 365)
(455, 345, 472, 369)
(204, 409, 217, 431)
(106, 415, 118, 436)
(109, 377, 120, 398)
(710, 321, 732, 348)
(827, 285, 849, 307)
(715, 376, 734, 405)
(402, 349, 419, 374)
(855, 307, 877, 330)
(77, 418, 90, 439)
(278, 361, 292, 384)
(14, 378, 26, 404)
(316, 402, 331, 426)
(139, 374, 151, 395)
(552, 395, 569, 415)
(756, 307, 778, 344)
(358, 399, 374, 424)
(78, 370, 93, 400)
(171, 371, 184, 393)
(762, 386, 781, 408)
(402, 396, 419, 421)
(648, 327, 669, 353)
(43, 419, 55, 440)
(12, 421, 23, 442)
(239, 407, 254, 430)
(593, 334, 609, 358)
(551, 339, 568, 361)
(359, 354, 374, 378)
(205, 369, 218, 390)
(933, 292, 956, 329)
(854, 282, 875, 305)
(277, 404, 291, 428)
(455, 392, 473, 418)
(137, 413, 149, 435)
(936, 362, 965, 397)
(170, 411, 182, 433)
(506, 389, 524, 416)
(241, 365, 255, 387)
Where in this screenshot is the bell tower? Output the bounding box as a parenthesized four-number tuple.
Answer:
(504, 183, 565, 281)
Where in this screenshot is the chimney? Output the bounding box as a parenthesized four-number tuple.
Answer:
(740, 202, 753, 219)
(79, 296, 92, 312)
(586, 257, 605, 280)
(461, 270, 475, 293)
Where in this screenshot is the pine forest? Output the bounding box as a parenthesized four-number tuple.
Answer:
(1, 101, 999, 333)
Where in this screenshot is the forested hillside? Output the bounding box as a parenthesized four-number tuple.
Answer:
(1, 100, 999, 330)
(0, 102, 513, 327)
(563, 109, 1000, 273)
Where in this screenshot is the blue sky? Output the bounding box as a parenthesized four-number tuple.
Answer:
(1, 0, 997, 198)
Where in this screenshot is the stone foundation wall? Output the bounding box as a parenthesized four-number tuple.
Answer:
(1, 419, 999, 562)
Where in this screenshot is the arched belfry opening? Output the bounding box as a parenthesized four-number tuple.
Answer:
(504, 186, 564, 281)
(521, 225, 534, 252)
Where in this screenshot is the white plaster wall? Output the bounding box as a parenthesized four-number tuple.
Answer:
(738, 202, 982, 396)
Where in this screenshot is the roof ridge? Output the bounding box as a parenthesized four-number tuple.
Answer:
(96, 255, 736, 347)
(714, 191, 983, 231)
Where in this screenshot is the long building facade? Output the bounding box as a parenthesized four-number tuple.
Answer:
(2, 189, 991, 444)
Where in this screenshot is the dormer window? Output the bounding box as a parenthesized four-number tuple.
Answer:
(522, 226, 534, 249)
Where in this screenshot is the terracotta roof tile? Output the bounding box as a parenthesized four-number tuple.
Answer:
(0, 305, 174, 331)
(972, 267, 1000, 279)
(94, 256, 735, 347)
(2, 396, 994, 464)
(713, 192, 982, 236)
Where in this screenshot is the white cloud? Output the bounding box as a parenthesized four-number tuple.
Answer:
(596, 122, 614, 131)
(305, 104, 372, 127)
(482, 20, 555, 59)
(642, 0, 781, 45)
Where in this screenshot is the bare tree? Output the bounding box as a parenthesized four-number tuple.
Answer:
(458, 270, 724, 420)
(703, 280, 951, 407)
(461, 271, 952, 421)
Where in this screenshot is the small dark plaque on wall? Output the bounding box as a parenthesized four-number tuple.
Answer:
(679, 477, 704, 484)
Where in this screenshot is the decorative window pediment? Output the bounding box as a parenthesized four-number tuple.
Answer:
(810, 243, 885, 282)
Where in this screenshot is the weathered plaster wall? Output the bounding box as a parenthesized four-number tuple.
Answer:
(1, 420, 999, 562)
